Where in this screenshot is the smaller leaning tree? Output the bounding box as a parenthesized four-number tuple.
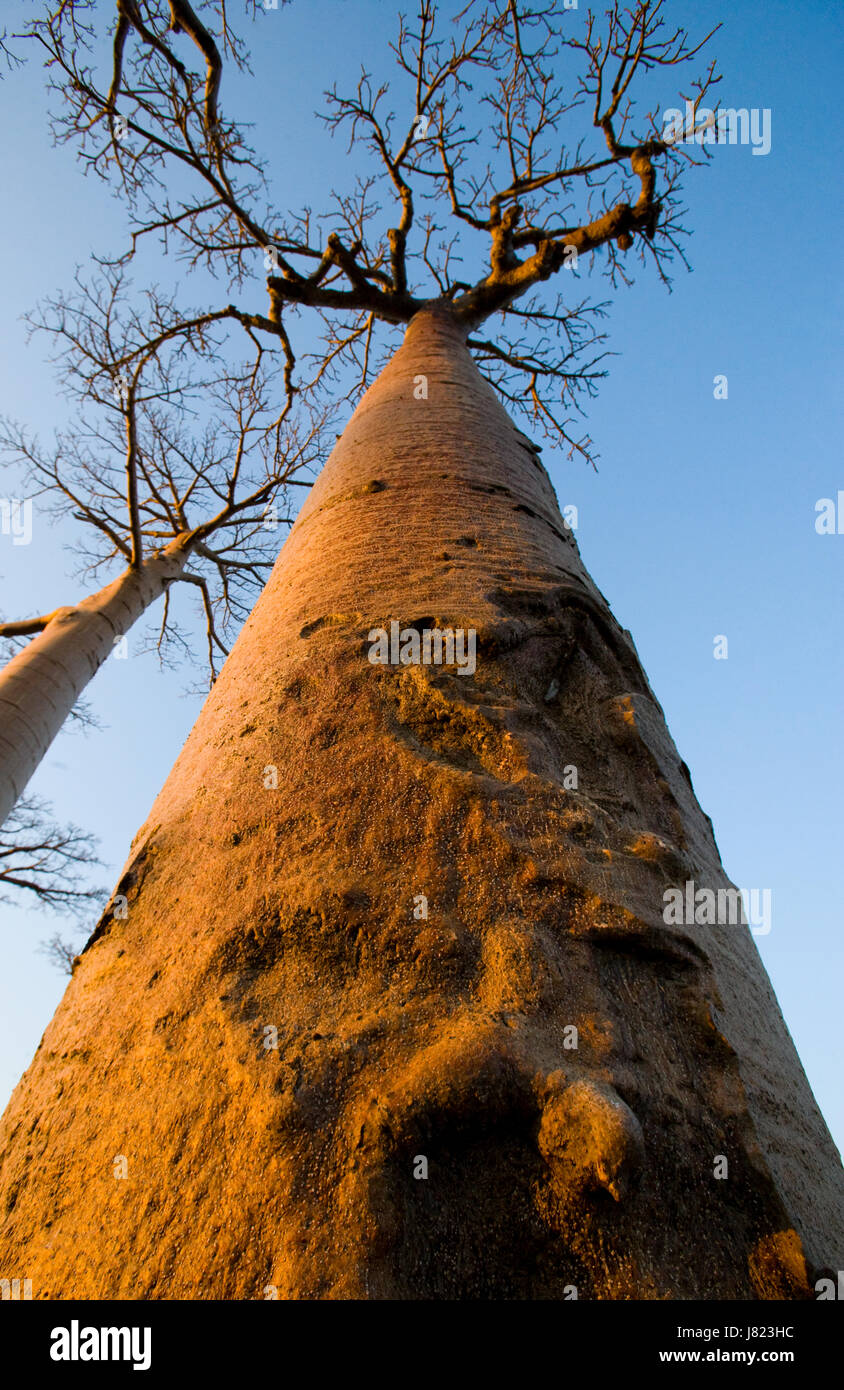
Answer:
(0, 268, 326, 826)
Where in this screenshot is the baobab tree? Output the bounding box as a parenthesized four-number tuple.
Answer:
(0, 0, 715, 814)
(0, 269, 324, 826)
(0, 0, 842, 1301)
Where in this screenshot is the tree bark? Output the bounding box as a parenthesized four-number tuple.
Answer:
(0, 544, 188, 828)
(0, 306, 841, 1299)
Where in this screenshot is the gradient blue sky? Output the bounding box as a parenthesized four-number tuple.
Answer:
(0, 0, 841, 1154)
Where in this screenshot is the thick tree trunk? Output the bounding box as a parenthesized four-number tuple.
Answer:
(0, 306, 841, 1300)
(0, 545, 188, 827)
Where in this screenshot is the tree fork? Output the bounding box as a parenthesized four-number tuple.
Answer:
(0, 305, 841, 1299)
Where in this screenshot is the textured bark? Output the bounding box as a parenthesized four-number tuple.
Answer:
(0, 547, 188, 828)
(0, 307, 841, 1300)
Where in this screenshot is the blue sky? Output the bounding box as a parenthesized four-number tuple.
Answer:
(0, 0, 841, 1156)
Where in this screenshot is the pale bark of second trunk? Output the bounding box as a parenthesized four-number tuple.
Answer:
(0, 307, 841, 1299)
(0, 547, 187, 827)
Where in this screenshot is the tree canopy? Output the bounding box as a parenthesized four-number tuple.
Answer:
(17, 0, 721, 459)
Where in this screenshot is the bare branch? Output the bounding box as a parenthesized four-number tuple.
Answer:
(0, 795, 104, 916)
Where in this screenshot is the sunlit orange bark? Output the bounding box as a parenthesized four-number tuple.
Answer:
(0, 307, 841, 1299)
